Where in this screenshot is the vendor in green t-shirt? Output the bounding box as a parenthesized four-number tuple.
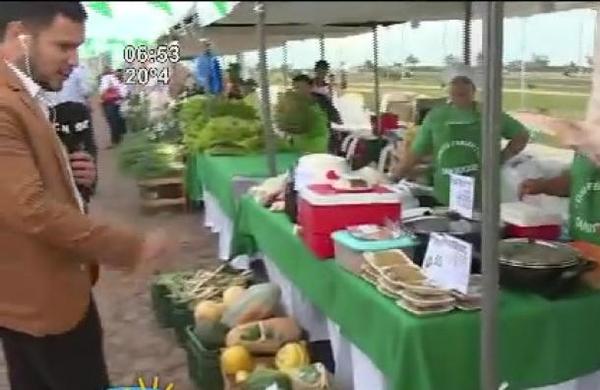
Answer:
(390, 72, 530, 206)
(520, 154, 600, 246)
(288, 74, 330, 154)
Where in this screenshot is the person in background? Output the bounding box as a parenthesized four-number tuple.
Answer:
(519, 158, 600, 245)
(168, 61, 193, 99)
(519, 119, 600, 248)
(51, 63, 90, 106)
(289, 74, 330, 154)
(225, 63, 243, 100)
(313, 59, 332, 98)
(99, 66, 127, 147)
(307, 72, 342, 153)
(195, 40, 224, 96)
(390, 70, 530, 207)
(0, 2, 171, 389)
(242, 78, 258, 96)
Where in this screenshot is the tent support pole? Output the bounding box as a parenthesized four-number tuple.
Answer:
(372, 24, 381, 136)
(319, 33, 325, 60)
(481, 2, 503, 390)
(283, 42, 289, 88)
(255, 1, 277, 176)
(520, 18, 527, 109)
(464, 1, 472, 65)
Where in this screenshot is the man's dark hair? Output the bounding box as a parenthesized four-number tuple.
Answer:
(292, 74, 313, 85)
(0, 2, 87, 40)
(314, 60, 330, 71)
(450, 75, 476, 91)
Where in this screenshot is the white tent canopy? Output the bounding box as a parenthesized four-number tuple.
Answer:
(204, 1, 591, 26)
(175, 24, 373, 57)
(169, 1, 592, 57)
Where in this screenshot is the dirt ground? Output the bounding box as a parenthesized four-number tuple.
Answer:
(0, 101, 218, 390)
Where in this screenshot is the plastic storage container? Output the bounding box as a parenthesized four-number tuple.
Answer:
(332, 230, 417, 274)
(501, 202, 562, 240)
(184, 326, 224, 390)
(298, 184, 402, 259)
(171, 302, 194, 347)
(150, 281, 172, 328)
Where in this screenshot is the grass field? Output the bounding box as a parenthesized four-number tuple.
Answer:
(271, 70, 593, 120)
(347, 72, 592, 120)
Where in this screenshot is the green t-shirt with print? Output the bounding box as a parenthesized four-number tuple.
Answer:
(410, 103, 527, 206)
(569, 153, 600, 245)
(290, 103, 329, 154)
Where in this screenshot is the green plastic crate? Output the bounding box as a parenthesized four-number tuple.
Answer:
(150, 282, 172, 328)
(184, 326, 224, 390)
(171, 302, 194, 346)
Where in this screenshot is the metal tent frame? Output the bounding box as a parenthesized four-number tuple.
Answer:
(254, 2, 503, 387)
(177, 2, 591, 388)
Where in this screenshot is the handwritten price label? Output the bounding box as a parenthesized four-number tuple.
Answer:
(449, 173, 475, 219)
(422, 233, 472, 294)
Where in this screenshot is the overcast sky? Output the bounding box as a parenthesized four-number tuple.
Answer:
(236, 8, 597, 69)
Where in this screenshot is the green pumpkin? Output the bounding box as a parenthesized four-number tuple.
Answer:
(245, 369, 292, 390)
(194, 320, 229, 350)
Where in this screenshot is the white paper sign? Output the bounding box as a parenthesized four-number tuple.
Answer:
(449, 173, 475, 219)
(422, 233, 472, 294)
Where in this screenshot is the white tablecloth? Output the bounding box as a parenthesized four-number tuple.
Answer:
(202, 189, 251, 269)
(200, 188, 600, 390)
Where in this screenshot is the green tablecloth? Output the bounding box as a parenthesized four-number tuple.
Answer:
(233, 196, 600, 390)
(196, 152, 299, 219)
(184, 153, 203, 202)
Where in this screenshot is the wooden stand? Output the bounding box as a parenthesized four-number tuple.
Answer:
(138, 176, 187, 212)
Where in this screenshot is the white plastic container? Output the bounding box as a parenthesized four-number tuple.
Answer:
(501, 202, 562, 227)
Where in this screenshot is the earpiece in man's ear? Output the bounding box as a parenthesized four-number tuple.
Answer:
(18, 34, 30, 49)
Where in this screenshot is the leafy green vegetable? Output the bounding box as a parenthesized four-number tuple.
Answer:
(178, 95, 208, 132)
(297, 365, 321, 384)
(117, 132, 183, 180)
(246, 369, 292, 390)
(178, 94, 292, 155)
(124, 93, 151, 133)
(275, 91, 319, 135)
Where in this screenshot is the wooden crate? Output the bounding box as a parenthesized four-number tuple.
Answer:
(138, 175, 188, 212)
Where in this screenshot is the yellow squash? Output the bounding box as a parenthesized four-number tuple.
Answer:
(223, 286, 246, 307)
(221, 345, 254, 375)
(275, 341, 310, 373)
(194, 300, 225, 324)
(235, 370, 249, 384)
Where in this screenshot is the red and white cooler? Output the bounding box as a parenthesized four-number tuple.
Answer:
(501, 202, 562, 240)
(298, 184, 402, 259)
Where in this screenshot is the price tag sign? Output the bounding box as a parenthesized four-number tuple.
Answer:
(422, 233, 472, 294)
(449, 173, 475, 219)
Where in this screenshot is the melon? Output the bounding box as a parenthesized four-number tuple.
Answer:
(223, 286, 246, 307)
(221, 283, 281, 328)
(193, 300, 225, 324)
(194, 320, 229, 350)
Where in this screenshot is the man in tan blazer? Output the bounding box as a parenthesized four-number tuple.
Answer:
(0, 3, 169, 389)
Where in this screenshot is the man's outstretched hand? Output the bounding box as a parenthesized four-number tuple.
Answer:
(137, 229, 176, 277)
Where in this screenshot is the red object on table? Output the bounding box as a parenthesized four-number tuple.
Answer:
(504, 224, 561, 240)
(371, 113, 399, 136)
(298, 184, 402, 259)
